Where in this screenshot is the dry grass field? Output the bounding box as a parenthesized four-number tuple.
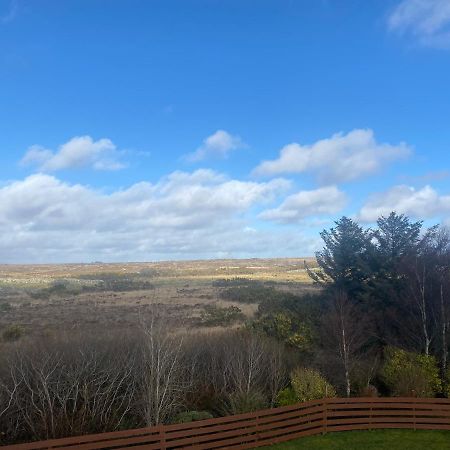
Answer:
(0, 258, 318, 339)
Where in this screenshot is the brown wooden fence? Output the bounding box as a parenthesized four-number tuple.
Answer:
(3, 397, 450, 450)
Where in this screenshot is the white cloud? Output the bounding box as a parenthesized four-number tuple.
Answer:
(0, 171, 298, 263)
(358, 184, 450, 222)
(186, 130, 245, 162)
(388, 0, 450, 48)
(20, 136, 126, 172)
(260, 186, 347, 224)
(253, 129, 411, 184)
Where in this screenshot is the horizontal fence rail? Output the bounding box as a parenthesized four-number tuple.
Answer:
(3, 397, 450, 449)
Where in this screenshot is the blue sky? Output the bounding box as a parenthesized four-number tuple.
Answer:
(1, 0, 450, 263)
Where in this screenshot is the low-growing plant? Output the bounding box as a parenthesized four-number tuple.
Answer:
(172, 410, 213, 424)
(199, 305, 244, 326)
(276, 387, 298, 406)
(225, 390, 267, 414)
(2, 324, 24, 342)
(251, 312, 312, 351)
(290, 367, 336, 403)
(444, 369, 450, 398)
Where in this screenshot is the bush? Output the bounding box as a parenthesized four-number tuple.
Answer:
(277, 387, 298, 406)
(290, 367, 336, 402)
(218, 285, 289, 305)
(2, 324, 24, 342)
(251, 312, 312, 351)
(445, 369, 450, 398)
(225, 390, 267, 414)
(172, 410, 213, 424)
(199, 305, 244, 326)
(381, 347, 442, 397)
(212, 278, 264, 288)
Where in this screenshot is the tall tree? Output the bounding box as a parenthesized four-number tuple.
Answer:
(369, 213, 424, 349)
(309, 216, 373, 301)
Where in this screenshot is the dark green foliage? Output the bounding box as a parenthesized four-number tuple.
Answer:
(225, 390, 268, 414)
(251, 312, 313, 351)
(172, 410, 213, 424)
(212, 278, 266, 288)
(310, 216, 374, 300)
(29, 275, 155, 299)
(218, 285, 283, 304)
(252, 291, 325, 351)
(200, 305, 245, 326)
(2, 324, 24, 341)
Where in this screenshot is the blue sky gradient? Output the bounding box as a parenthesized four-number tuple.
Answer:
(1, 0, 450, 262)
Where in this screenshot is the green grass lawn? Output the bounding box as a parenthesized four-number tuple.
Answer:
(262, 430, 450, 449)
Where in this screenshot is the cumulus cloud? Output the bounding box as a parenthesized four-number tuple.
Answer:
(358, 184, 450, 222)
(0, 171, 297, 263)
(253, 129, 411, 184)
(20, 136, 126, 172)
(186, 130, 245, 162)
(260, 186, 347, 224)
(388, 0, 450, 48)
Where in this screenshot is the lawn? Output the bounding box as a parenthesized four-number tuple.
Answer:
(262, 430, 450, 449)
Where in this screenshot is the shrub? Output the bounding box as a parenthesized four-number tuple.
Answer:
(290, 367, 336, 402)
(444, 369, 450, 398)
(199, 305, 244, 326)
(276, 387, 298, 406)
(172, 410, 213, 424)
(218, 285, 289, 305)
(2, 324, 24, 342)
(381, 347, 442, 397)
(251, 312, 312, 351)
(225, 390, 267, 414)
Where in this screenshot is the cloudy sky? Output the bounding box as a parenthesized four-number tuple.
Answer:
(1, 0, 450, 263)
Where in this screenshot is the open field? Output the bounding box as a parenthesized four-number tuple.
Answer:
(0, 258, 317, 338)
(261, 430, 450, 449)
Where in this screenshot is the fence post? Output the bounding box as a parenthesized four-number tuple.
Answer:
(159, 424, 166, 450)
(255, 413, 261, 445)
(413, 399, 417, 431)
(323, 398, 328, 435)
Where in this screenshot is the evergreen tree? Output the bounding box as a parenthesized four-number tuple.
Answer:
(309, 216, 373, 301)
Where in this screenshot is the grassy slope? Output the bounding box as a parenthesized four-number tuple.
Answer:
(262, 430, 450, 449)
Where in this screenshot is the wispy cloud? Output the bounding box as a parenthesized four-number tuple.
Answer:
(185, 130, 246, 162)
(388, 0, 450, 48)
(20, 136, 127, 172)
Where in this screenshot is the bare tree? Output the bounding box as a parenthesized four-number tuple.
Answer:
(321, 290, 370, 397)
(138, 309, 192, 426)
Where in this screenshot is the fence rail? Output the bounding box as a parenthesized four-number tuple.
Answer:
(3, 397, 450, 450)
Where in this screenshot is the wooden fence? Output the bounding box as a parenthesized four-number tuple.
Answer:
(3, 397, 450, 450)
